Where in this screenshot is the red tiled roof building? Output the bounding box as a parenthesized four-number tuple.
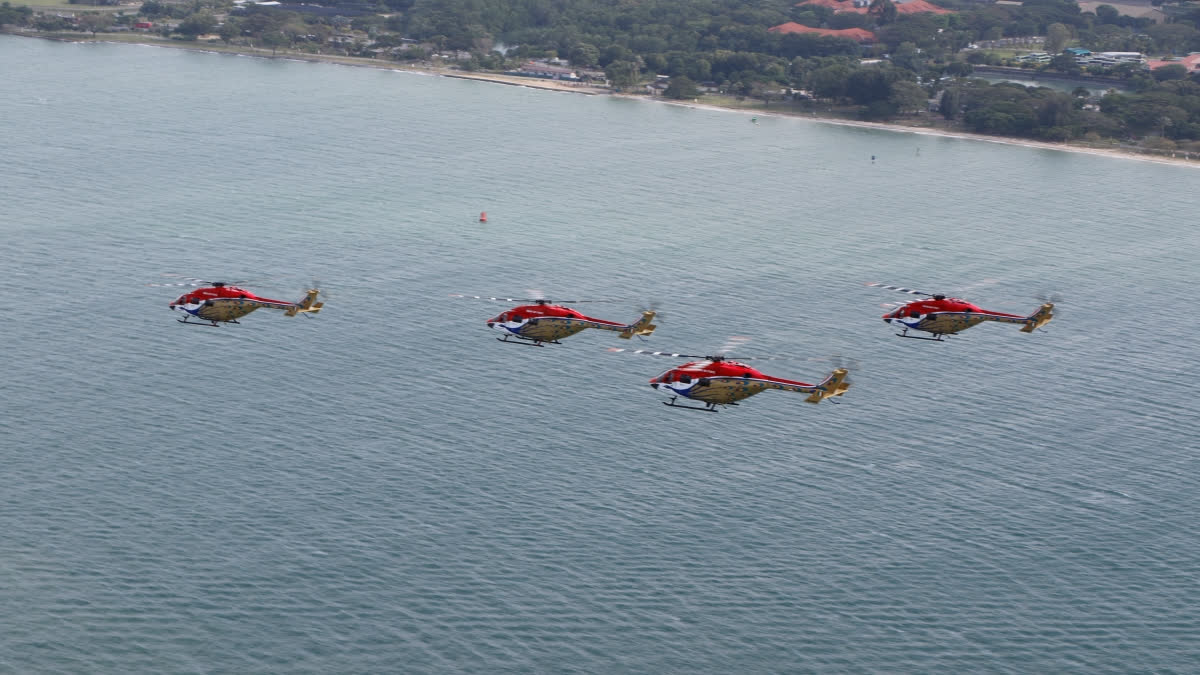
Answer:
(768, 22, 877, 43)
(795, 0, 953, 15)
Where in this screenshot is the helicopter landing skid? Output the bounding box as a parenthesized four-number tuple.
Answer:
(663, 397, 732, 412)
(895, 328, 945, 341)
(177, 318, 233, 327)
(496, 335, 561, 347)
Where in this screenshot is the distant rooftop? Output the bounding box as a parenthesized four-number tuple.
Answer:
(768, 22, 877, 43)
(794, 0, 953, 15)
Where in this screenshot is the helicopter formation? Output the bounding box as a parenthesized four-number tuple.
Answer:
(154, 277, 1054, 412)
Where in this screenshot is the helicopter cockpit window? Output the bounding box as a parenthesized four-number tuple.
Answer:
(679, 375, 692, 384)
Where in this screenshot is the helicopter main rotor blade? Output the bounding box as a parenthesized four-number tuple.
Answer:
(147, 279, 211, 287)
(450, 294, 530, 302)
(866, 282, 930, 297)
(607, 348, 708, 359)
(150, 274, 260, 288)
(607, 347, 780, 362)
(450, 293, 623, 304)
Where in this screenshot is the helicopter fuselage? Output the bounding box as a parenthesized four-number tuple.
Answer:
(883, 297, 1028, 336)
(170, 284, 322, 324)
(486, 303, 655, 344)
(650, 359, 848, 407)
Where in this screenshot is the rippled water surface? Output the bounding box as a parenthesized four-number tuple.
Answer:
(2, 36, 1199, 673)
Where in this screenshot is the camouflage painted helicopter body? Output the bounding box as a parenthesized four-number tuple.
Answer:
(870, 283, 1053, 341)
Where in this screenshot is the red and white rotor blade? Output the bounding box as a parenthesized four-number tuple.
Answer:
(607, 348, 707, 359)
(147, 277, 213, 288)
(866, 282, 929, 296)
(449, 294, 531, 302)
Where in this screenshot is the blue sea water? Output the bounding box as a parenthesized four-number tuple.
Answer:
(2, 35, 1199, 673)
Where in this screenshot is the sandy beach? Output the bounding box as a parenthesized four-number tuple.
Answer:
(658, 98, 1200, 168)
(9, 30, 1199, 168)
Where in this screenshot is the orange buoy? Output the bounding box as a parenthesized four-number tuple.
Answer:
(479, 211, 488, 223)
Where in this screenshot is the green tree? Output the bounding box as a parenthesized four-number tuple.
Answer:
(869, 0, 898, 25)
(809, 63, 854, 100)
(218, 17, 242, 45)
(568, 42, 599, 68)
(1145, 23, 1199, 55)
(846, 66, 902, 105)
(0, 2, 34, 26)
(889, 80, 928, 113)
(1048, 53, 1082, 75)
(261, 29, 287, 55)
(77, 12, 112, 36)
(1153, 64, 1188, 82)
(663, 75, 699, 99)
(1045, 23, 1071, 54)
(642, 53, 667, 74)
(687, 58, 712, 82)
(863, 100, 898, 119)
(890, 42, 923, 74)
(1094, 5, 1120, 24)
(944, 61, 973, 77)
(605, 60, 640, 89)
(175, 11, 215, 39)
(941, 86, 962, 120)
(139, 0, 167, 18)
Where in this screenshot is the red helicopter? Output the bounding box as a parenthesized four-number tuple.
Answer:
(452, 293, 657, 346)
(609, 344, 850, 412)
(151, 277, 324, 326)
(868, 283, 1054, 341)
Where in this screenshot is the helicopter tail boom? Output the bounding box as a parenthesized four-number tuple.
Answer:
(618, 311, 657, 339)
(285, 289, 324, 317)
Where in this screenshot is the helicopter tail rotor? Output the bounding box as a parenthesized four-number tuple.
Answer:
(805, 354, 861, 380)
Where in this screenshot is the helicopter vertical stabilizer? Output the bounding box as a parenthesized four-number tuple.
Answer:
(618, 311, 657, 339)
(804, 368, 851, 404)
(285, 289, 324, 317)
(1020, 303, 1054, 333)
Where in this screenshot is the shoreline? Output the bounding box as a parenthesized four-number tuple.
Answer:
(655, 98, 1200, 168)
(7, 31, 1198, 169)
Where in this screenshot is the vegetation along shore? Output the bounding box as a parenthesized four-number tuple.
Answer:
(6, 0, 1200, 166)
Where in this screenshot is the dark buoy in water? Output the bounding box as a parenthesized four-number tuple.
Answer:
(479, 211, 488, 223)
(871, 155, 876, 162)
